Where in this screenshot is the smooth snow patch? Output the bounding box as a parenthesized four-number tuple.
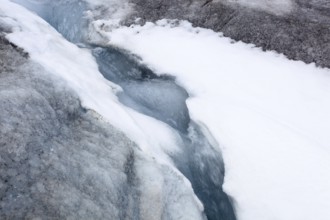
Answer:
(100, 20, 330, 220)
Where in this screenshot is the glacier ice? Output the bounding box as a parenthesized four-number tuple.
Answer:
(93, 46, 236, 219)
(0, 26, 205, 220)
(15, 0, 330, 220)
(1, 1, 236, 219)
(174, 123, 236, 220)
(0, 34, 140, 219)
(93, 47, 190, 132)
(12, 0, 87, 43)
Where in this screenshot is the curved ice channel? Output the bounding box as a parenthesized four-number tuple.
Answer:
(11, 0, 236, 219)
(93, 47, 236, 220)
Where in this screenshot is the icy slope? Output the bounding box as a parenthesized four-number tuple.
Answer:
(0, 1, 207, 219)
(5, 1, 237, 219)
(100, 21, 330, 220)
(3, 0, 330, 219)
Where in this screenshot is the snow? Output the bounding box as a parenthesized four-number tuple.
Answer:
(1, 0, 169, 161)
(0, 2, 205, 219)
(97, 20, 330, 220)
(3, 0, 330, 219)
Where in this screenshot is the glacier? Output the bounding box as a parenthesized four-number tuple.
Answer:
(1, 0, 330, 220)
(1, 0, 235, 219)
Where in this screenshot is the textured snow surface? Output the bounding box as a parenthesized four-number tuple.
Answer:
(99, 20, 330, 220)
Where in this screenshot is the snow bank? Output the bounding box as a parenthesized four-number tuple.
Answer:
(100, 20, 330, 220)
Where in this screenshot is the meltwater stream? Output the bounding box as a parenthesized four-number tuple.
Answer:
(12, 1, 236, 219)
(93, 47, 236, 220)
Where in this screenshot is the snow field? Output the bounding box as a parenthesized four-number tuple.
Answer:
(100, 20, 330, 220)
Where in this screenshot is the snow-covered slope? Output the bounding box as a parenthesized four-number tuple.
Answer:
(2, 0, 330, 219)
(100, 21, 330, 220)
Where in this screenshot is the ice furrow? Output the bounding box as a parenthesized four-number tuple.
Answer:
(7, 0, 236, 219)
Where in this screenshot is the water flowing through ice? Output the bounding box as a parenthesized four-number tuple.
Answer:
(10, 1, 236, 219)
